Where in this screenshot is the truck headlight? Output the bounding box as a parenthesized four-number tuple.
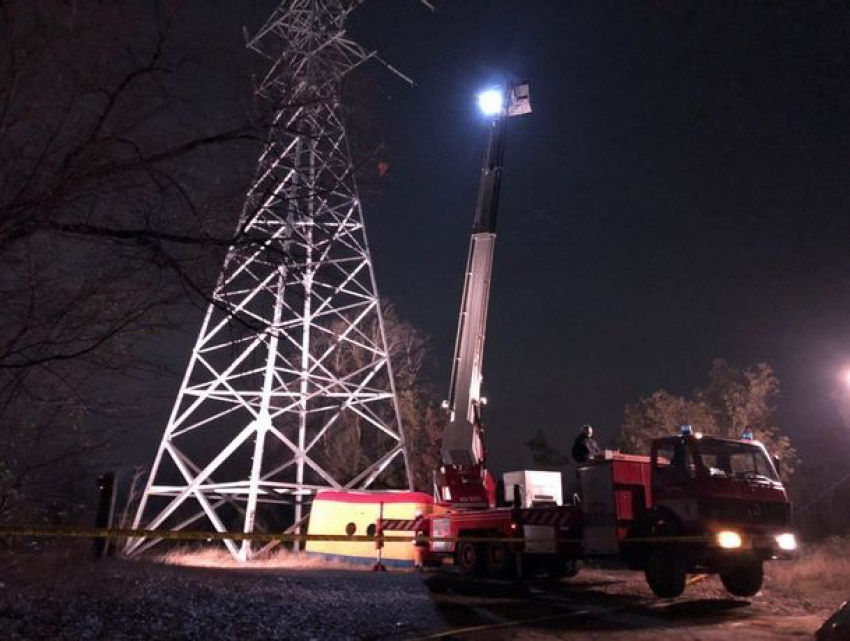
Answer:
(716, 530, 743, 549)
(775, 533, 797, 551)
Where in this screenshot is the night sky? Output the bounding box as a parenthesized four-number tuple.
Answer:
(351, 1, 850, 471)
(156, 1, 850, 475)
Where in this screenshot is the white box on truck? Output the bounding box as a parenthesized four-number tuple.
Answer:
(502, 470, 563, 507)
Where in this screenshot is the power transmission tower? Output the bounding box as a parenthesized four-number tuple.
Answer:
(125, 0, 412, 561)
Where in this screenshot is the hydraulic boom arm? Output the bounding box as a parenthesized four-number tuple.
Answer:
(438, 83, 531, 508)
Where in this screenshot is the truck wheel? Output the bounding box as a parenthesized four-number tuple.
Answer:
(720, 560, 763, 597)
(456, 540, 483, 576)
(542, 557, 579, 579)
(645, 548, 687, 598)
(485, 542, 514, 579)
(556, 558, 579, 579)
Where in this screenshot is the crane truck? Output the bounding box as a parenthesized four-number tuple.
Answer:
(409, 81, 798, 599)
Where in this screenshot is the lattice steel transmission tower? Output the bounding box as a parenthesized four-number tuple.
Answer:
(126, 0, 412, 560)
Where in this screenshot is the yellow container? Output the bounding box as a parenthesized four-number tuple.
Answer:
(306, 490, 436, 566)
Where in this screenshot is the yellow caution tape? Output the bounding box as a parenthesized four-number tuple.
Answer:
(0, 526, 409, 544)
(0, 525, 709, 546)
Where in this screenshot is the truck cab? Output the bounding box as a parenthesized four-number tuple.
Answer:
(651, 432, 790, 530)
(630, 430, 797, 598)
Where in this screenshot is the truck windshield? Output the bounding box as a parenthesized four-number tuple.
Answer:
(697, 440, 780, 482)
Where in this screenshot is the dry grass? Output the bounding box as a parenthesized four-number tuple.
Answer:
(156, 545, 368, 571)
(769, 536, 850, 595)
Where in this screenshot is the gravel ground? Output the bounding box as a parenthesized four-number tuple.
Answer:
(1, 544, 846, 640)
(0, 549, 446, 640)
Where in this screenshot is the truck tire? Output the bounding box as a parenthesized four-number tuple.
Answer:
(542, 557, 579, 579)
(485, 542, 515, 579)
(645, 548, 687, 598)
(720, 560, 763, 597)
(456, 540, 483, 576)
(556, 558, 580, 579)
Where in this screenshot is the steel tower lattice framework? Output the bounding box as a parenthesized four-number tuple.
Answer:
(125, 0, 412, 561)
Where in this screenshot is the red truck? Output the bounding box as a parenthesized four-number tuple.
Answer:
(418, 428, 797, 598)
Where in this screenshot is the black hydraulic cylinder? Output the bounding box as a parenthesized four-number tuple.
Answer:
(472, 112, 509, 234)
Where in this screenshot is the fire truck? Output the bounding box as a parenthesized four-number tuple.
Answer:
(421, 431, 797, 598)
(410, 81, 797, 599)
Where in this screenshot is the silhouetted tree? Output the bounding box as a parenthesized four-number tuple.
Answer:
(0, 0, 418, 524)
(525, 430, 569, 470)
(789, 425, 850, 537)
(0, 1, 279, 523)
(314, 303, 442, 492)
(614, 359, 799, 478)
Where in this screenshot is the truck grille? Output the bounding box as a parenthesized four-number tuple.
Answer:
(700, 500, 790, 527)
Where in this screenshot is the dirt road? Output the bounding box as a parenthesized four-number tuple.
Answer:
(422, 571, 829, 639)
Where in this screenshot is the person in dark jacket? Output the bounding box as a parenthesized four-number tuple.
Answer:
(571, 424, 602, 464)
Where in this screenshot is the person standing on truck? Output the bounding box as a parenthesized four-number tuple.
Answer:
(571, 424, 601, 464)
(669, 439, 693, 482)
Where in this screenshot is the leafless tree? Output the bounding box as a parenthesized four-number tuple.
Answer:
(0, 0, 267, 523)
(0, 0, 413, 524)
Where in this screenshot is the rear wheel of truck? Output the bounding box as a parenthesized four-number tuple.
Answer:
(543, 557, 579, 579)
(485, 542, 515, 579)
(645, 548, 687, 598)
(720, 560, 763, 597)
(456, 540, 483, 576)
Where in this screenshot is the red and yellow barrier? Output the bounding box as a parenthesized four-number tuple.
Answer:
(305, 490, 438, 566)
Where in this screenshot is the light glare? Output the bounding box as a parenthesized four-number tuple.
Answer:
(716, 530, 742, 549)
(478, 89, 504, 116)
(775, 532, 797, 551)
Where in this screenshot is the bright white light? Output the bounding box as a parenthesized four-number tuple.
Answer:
(775, 532, 797, 551)
(844, 370, 850, 388)
(716, 530, 742, 549)
(477, 89, 504, 116)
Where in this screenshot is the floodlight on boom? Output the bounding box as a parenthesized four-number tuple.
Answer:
(477, 88, 504, 116)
